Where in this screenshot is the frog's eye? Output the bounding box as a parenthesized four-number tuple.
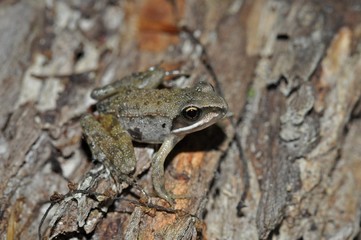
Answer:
(182, 106, 202, 121)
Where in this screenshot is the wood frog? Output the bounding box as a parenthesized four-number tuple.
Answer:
(81, 66, 228, 205)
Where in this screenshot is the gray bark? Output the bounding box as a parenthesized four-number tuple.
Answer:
(1, 0, 361, 239)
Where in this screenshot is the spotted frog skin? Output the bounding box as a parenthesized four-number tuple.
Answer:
(81, 66, 228, 205)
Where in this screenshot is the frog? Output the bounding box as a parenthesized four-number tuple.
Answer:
(80, 65, 228, 205)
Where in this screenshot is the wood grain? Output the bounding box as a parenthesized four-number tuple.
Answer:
(1, 0, 361, 239)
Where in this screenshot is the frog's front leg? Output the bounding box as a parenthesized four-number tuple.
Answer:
(151, 135, 183, 205)
(80, 114, 136, 186)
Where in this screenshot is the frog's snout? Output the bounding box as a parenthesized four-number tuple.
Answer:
(220, 98, 229, 118)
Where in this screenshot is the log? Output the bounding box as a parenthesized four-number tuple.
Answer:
(1, 0, 361, 239)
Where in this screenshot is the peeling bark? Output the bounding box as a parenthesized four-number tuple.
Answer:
(1, 1, 361, 240)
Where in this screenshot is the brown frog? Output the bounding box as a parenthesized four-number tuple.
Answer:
(81, 66, 228, 205)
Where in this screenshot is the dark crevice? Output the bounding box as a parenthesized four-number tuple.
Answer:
(276, 33, 290, 41)
(1, 112, 12, 133)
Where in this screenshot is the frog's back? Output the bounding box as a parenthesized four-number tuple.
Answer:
(96, 87, 184, 143)
(96, 87, 183, 117)
(95, 85, 228, 144)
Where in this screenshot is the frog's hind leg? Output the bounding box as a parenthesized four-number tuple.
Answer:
(80, 114, 148, 199)
(90, 66, 166, 100)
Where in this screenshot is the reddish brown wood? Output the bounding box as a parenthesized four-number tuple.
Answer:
(1, 0, 361, 239)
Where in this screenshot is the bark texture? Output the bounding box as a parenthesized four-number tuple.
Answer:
(1, 0, 361, 239)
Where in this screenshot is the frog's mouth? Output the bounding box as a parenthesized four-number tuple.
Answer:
(171, 109, 226, 135)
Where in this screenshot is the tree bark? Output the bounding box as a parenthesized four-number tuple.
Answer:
(1, 0, 361, 239)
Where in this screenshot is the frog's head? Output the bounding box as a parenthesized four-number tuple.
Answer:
(172, 82, 228, 135)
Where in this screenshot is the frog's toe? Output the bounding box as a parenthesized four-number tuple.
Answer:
(171, 193, 194, 201)
(157, 192, 196, 208)
(153, 186, 175, 207)
(159, 191, 175, 207)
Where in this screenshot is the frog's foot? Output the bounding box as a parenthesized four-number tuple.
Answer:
(153, 190, 197, 208)
(113, 173, 150, 202)
(168, 192, 194, 201)
(150, 167, 175, 206)
(165, 69, 190, 79)
(151, 177, 196, 207)
(153, 185, 175, 207)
